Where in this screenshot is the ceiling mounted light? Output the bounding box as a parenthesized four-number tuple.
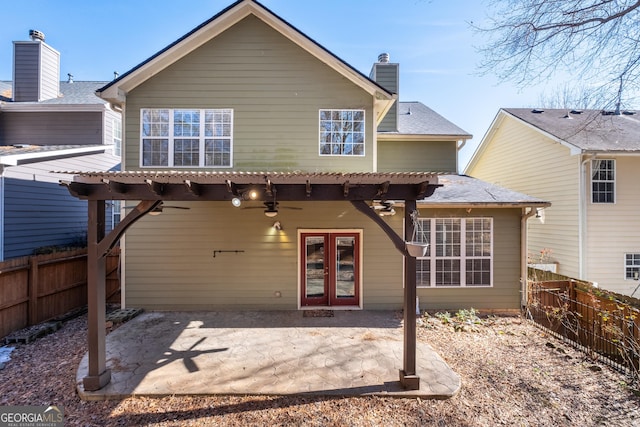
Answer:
(231, 197, 242, 207)
(264, 201, 278, 217)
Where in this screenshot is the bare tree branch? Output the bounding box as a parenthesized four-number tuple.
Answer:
(475, 0, 640, 108)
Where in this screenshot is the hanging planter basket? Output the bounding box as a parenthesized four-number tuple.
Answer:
(406, 241, 429, 257)
(405, 210, 429, 257)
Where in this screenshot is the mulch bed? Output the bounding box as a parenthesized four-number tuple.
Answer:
(0, 312, 639, 426)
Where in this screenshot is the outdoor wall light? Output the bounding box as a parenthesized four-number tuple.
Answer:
(272, 221, 282, 230)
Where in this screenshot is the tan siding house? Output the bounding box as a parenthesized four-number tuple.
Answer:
(467, 108, 640, 295)
(83, 0, 546, 313)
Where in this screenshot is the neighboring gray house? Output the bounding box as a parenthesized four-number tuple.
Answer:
(0, 31, 121, 260)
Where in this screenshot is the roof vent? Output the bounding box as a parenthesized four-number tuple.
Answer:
(622, 110, 636, 115)
(378, 53, 390, 63)
(67, 73, 73, 83)
(532, 109, 544, 114)
(29, 29, 45, 42)
(570, 110, 583, 115)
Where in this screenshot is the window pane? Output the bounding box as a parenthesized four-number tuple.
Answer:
(436, 219, 460, 257)
(174, 138, 199, 166)
(142, 109, 169, 137)
(625, 253, 640, 279)
(417, 258, 430, 286)
(466, 259, 491, 286)
(142, 139, 168, 166)
(205, 139, 231, 166)
(435, 259, 460, 286)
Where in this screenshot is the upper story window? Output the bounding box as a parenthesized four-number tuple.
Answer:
(113, 118, 122, 157)
(319, 109, 365, 156)
(591, 159, 615, 203)
(415, 217, 493, 288)
(141, 108, 233, 167)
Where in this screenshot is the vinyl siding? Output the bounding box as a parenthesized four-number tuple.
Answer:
(124, 15, 374, 172)
(586, 156, 640, 294)
(0, 111, 103, 146)
(13, 41, 59, 102)
(124, 204, 522, 311)
(371, 63, 398, 132)
(377, 140, 457, 172)
(468, 116, 580, 278)
(2, 152, 120, 260)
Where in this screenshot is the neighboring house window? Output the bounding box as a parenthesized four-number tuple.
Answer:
(141, 108, 233, 167)
(625, 253, 640, 280)
(319, 109, 365, 156)
(416, 218, 493, 287)
(111, 200, 121, 228)
(113, 118, 122, 157)
(591, 159, 615, 203)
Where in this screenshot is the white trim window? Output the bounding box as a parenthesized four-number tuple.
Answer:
(591, 159, 615, 203)
(625, 253, 640, 280)
(113, 118, 122, 157)
(416, 217, 493, 288)
(141, 108, 233, 167)
(319, 109, 365, 156)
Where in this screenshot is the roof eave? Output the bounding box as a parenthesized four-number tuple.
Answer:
(0, 145, 108, 166)
(0, 103, 107, 113)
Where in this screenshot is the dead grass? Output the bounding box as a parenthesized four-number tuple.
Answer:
(0, 313, 639, 426)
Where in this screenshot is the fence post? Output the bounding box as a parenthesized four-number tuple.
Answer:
(27, 257, 39, 325)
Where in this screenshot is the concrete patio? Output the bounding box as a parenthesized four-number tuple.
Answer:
(77, 310, 461, 400)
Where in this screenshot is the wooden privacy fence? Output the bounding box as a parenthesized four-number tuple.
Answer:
(0, 248, 120, 340)
(527, 277, 640, 380)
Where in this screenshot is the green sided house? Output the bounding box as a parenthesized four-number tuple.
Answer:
(63, 0, 548, 391)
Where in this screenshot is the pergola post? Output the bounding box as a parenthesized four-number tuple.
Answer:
(83, 199, 111, 391)
(400, 199, 420, 389)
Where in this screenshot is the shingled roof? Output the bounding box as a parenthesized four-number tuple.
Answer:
(503, 108, 640, 152)
(0, 81, 108, 106)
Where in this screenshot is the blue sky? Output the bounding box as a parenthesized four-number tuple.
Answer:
(0, 0, 561, 170)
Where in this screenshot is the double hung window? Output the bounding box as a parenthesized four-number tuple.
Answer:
(141, 108, 233, 167)
(415, 218, 493, 287)
(591, 159, 615, 203)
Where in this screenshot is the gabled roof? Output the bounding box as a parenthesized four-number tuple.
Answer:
(97, 0, 395, 123)
(503, 108, 640, 152)
(378, 102, 472, 141)
(0, 81, 109, 111)
(419, 174, 549, 208)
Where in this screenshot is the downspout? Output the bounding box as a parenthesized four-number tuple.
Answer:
(456, 139, 467, 173)
(521, 207, 538, 307)
(579, 154, 593, 279)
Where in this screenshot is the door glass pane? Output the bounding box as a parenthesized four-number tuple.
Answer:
(305, 236, 325, 298)
(335, 236, 355, 298)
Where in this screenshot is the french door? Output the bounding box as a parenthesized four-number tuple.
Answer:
(300, 232, 360, 307)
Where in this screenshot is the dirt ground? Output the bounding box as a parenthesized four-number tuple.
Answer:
(1, 312, 639, 426)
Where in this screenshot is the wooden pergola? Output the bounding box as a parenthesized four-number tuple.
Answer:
(62, 170, 438, 391)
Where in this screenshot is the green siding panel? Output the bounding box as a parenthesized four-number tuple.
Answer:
(124, 16, 375, 172)
(124, 204, 522, 311)
(378, 140, 457, 172)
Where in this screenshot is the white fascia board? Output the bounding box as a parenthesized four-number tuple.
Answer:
(0, 145, 107, 166)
